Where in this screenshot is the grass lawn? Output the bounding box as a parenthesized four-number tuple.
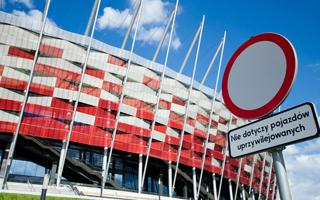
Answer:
(0, 193, 89, 200)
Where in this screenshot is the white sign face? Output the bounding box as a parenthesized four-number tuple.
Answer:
(228, 41, 286, 110)
(222, 33, 297, 119)
(228, 102, 320, 158)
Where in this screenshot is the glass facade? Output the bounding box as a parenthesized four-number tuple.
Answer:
(10, 159, 45, 177)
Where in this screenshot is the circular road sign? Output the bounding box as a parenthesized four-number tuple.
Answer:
(222, 33, 297, 119)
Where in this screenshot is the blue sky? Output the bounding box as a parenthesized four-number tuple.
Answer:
(1, 0, 320, 199)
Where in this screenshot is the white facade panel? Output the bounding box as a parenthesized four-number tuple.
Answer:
(103, 72, 122, 85)
(155, 109, 170, 125)
(83, 74, 103, 88)
(212, 158, 221, 167)
(0, 110, 19, 123)
(119, 104, 137, 116)
(28, 96, 52, 107)
(2, 66, 28, 81)
(0, 55, 33, 70)
(0, 87, 24, 102)
(119, 116, 150, 129)
(151, 130, 166, 142)
(33, 76, 57, 87)
(37, 57, 81, 74)
(75, 111, 95, 125)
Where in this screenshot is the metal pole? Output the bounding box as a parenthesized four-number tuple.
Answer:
(233, 120, 248, 200)
(192, 167, 198, 200)
(56, 0, 102, 187)
(276, 188, 280, 200)
(229, 179, 234, 200)
(241, 184, 246, 200)
(271, 150, 292, 200)
(212, 173, 218, 200)
(197, 31, 226, 198)
(121, 0, 141, 49)
(138, 154, 143, 193)
(258, 153, 267, 200)
(176, 25, 202, 77)
(252, 192, 256, 200)
(100, 147, 108, 196)
(248, 154, 257, 198)
(40, 174, 50, 200)
(266, 159, 273, 200)
(172, 15, 205, 196)
(152, 9, 175, 62)
(104, 0, 144, 194)
(1, 0, 52, 189)
(271, 177, 277, 200)
(234, 158, 243, 200)
(140, 0, 179, 192)
(57, 140, 66, 185)
(217, 112, 233, 200)
(168, 161, 173, 197)
(84, 0, 99, 36)
(159, 173, 163, 197)
(200, 41, 223, 85)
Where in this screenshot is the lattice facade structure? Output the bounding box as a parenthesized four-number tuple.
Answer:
(0, 12, 276, 199)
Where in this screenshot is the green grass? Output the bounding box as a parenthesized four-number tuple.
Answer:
(0, 193, 89, 200)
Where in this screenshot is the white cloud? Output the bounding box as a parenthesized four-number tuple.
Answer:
(306, 61, 320, 76)
(97, 0, 181, 50)
(171, 36, 181, 50)
(306, 61, 320, 69)
(97, 7, 131, 30)
(283, 139, 320, 200)
(12, 9, 57, 28)
(10, 0, 34, 9)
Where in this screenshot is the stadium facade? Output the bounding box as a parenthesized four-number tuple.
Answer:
(0, 4, 276, 200)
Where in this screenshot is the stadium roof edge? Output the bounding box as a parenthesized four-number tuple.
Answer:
(0, 11, 218, 98)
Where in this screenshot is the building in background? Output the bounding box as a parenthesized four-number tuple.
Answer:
(0, 9, 276, 200)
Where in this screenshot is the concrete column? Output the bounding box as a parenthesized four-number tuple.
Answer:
(212, 173, 217, 200)
(138, 154, 143, 193)
(56, 140, 67, 186)
(229, 179, 234, 200)
(158, 172, 163, 197)
(0, 143, 10, 178)
(192, 167, 198, 200)
(183, 184, 188, 199)
(241, 184, 246, 200)
(100, 147, 108, 196)
(49, 161, 57, 185)
(168, 161, 173, 197)
(206, 185, 210, 200)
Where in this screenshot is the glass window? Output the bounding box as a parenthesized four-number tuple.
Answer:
(114, 173, 123, 186)
(9, 159, 45, 177)
(92, 152, 103, 167)
(67, 148, 80, 160)
(124, 173, 137, 190)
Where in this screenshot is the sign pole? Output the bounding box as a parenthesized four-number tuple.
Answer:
(271, 149, 292, 200)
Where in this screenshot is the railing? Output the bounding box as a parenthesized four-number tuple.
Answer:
(27, 178, 35, 192)
(65, 181, 83, 196)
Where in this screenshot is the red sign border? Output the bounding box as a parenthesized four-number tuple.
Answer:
(222, 33, 297, 119)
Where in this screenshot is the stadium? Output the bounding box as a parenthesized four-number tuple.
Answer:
(0, 1, 276, 199)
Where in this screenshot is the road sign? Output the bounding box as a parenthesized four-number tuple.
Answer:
(228, 102, 320, 158)
(222, 33, 297, 119)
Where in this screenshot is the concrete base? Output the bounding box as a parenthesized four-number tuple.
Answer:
(0, 179, 183, 200)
